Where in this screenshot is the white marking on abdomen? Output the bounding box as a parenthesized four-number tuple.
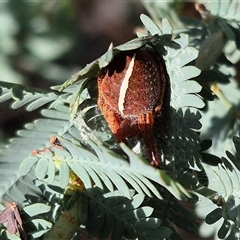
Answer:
(118, 53, 136, 115)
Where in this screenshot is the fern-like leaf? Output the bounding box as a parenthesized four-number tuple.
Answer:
(164, 33, 203, 109)
(0, 81, 58, 111)
(195, 133, 240, 239)
(20, 135, 189, 200)
(204, 0, 240, 22)
(0, 99, 75, 203)
(83, 188, 172, 240)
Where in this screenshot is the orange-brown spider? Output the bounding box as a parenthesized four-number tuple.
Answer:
(97, 47, 168, 166)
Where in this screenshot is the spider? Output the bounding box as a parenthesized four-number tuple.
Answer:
(97, 47, 168, 166)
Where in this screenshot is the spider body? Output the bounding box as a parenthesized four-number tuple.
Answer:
(97, 47, 168, 166)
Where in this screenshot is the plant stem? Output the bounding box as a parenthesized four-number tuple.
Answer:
(43, 196, 80, 240)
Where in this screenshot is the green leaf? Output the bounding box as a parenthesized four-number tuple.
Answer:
(69, 163, 93, 189)
(120, 143, 189, 200)
(31, 219, 52, 238)
(87, 214, 105, 238)
(58, 62, 99, 92)
(81, 164, 103, 189)
(130, 192, 145, 209)
(1, 99, 71, 205)
(46, 159, 55, 183)
(115, 36, 154, 51)
(225, 151, 240, 171)
(98, 46, 114, 69)
(197, 135, 240, 236)
(201, 139, 213, 151)
(98, 212, 114, 239)
(162, 18, 173, 35)
(12, 85, 24, 100)
(19, 156, 39, 176)
(201, 153, 222, 166)
(171, 47, 198, 69)
(157, 226, 173, 238)
(140, 14, 162, 35)
(84, 189, 172, 240)
(23, 203, 51, 217)
(218, 219, 231, 239)
(226, 195, 238, 221)
(172, 66, 201, 84)
(0, 82, 57, 111)
(205, 208, 222, 224)
(122, 206, 153, 220)
(117, 171, 143, 195)
(104, 168, 131, 198)
(0, 83, 13, 102)
(134, 218, 161, 229)
(165, 32, 203, 118)
(111, 218, 125, 240)
(173, 80, 202, 96)
(35, 158, 49, 180)
(209, 0, 240, 21)
(225, 224, 240, 240)
(26, 96, 57, 111)
(59, 162, 70, 188)
(173, 94, 204, 109)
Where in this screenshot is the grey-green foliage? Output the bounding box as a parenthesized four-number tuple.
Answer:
(0, 15, 202, 239)
(80, 189, 172, 240)
(1, 1, 240, 239)
(196, 134, 240, 239)
(20, 136, 186, 200)
(0, 81, 58, 111)
(143, 1, 240, 239)
(179, 0, 240, 160)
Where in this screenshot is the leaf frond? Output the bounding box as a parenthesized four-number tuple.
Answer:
(20, 135, 189, 200)
(196, 134, 240, 239)
(0, 81, 58, 111)
(83, 188, 172, 240)
(0, 100, 73, 203)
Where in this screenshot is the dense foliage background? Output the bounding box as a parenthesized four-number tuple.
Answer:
(1, 1, 240, 240)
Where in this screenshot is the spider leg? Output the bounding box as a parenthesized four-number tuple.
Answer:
(138, 112, 160, 166)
